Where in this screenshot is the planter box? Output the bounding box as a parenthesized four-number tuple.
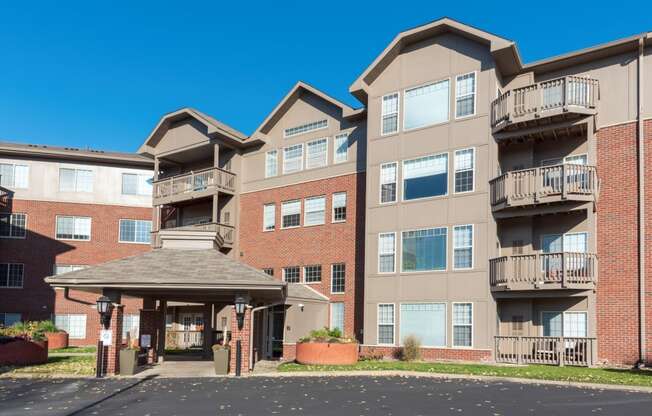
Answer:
(0, 338, 48, 365)
(295, 342, 359, 365)
(46, 332, 69, 350)
(119, 349, 139, 375)
(213, 348, 229, 375)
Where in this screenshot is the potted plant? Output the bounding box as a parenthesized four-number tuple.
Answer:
(295, 327, 359, 365)
(119, 346, 140, 375)
(212, 343, 230, 375)
(38, 320, 69, 350)
(0, 322, 48, 365)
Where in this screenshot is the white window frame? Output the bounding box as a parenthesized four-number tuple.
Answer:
(0, 263, 24, 288)
(303, 196, 326, 227)
(59, 167, 94, 193)
(330, 263, 346, 294)
(454, 147, 475, 194)
(305, 138, 329, 170)
(540, 310, 588, 338)
(401, 152, 449, 202)
(0, 212, 27, 239)
(263, 203, 276, 232)
(283, 119, 328, 138)
(333, 133, 349, 164)
(281, 200, 301, 229)
(379, 161, 398, 204)
(455, 71, 477, 119)
(403, 78, 451, 131)
(380, 92, 400, 136)
(332, 192, 346, 223)
(55, 215, 92, 241)
(452, 302, 473, 348)
(378, 232, 397, 274)
(55, 314, 87, 339)
(118, 219, 152, 244)
(398, 302, 447, 348)
(400, 226, 448, 273)
(265, 150, 278, 178)
(54, 264, 86, 275)
(283, 144, 304, 174)
(121, 173, 152, 196)
(303, 264, 322, 284)
(282, 266, 301, 283)
(377, 303, 396, 346)
(452, 224, 474, 271)
(0, 163, 29, 189)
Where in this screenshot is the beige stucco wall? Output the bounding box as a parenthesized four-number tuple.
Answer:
(283, 299, 329, 343)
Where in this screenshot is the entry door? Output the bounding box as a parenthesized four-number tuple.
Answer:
(266, 306, 285, 359)
(180, 313, 204, 347)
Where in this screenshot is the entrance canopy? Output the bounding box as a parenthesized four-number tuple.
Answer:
(45, 248, 287, 304)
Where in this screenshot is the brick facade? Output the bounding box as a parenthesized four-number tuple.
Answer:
(229, 306, 252, 374)
(0, 199, 151, 344)
(239, 173, 366, 340)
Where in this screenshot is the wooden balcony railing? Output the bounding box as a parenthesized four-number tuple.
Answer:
(489, 252, 597, 290)
(154, 222, 235, 248)
(153, 167, 236, 204)
(491, 76, 599, 130)
(495, 336, 595, 366)
(490, 164, 598, 210)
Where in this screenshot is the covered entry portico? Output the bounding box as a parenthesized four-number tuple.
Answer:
(45, 248, 287, 375)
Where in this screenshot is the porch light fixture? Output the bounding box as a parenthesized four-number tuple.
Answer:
(235, 295, 247, 330)
(96, 296, 112, 329)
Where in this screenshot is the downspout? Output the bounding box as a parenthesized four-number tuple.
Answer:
(637, 35, 646, 367)
(63, 287, 93, 305)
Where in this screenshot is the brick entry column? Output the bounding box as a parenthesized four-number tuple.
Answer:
(229, 306, 252, 375)
(102, 304, 124, 375)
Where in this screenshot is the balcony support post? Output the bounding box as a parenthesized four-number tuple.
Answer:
(516, 336, 522, 365)
(558, 337, 565, 367)
(561, 253, 567, 288)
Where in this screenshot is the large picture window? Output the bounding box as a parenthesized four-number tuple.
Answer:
(402, 227, 447, 272)
(381, 93, 399, 135)
(305, 138, 328, 169)
(453, 303, 473, 347)
(403, 154, 448, 200)
(400, 303, 446, 347)
(59, 168, 94, 192)
(281, 200, 301, 228)
(0, 163, 29, 188)
(380, 162, 398, 203)
(403, 80, 450, 130)
(377, 304, 395, 345)
(56, 216, 91, 240)
(283, 144, 303, 174)
(119, 219, 152, 244)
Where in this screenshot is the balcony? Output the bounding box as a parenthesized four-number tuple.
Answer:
(495, 336, 595, 367)
(491, 76, 599, 138)
(153, 167, 236, 206)
(153, 222, 235, 249)
(489, 164, 598, 214)
(489, 252, 597, 292)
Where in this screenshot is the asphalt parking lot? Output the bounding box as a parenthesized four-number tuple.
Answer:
(1, 375, 651, 415)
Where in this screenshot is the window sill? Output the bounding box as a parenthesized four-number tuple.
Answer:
(118, 241, 151, 245)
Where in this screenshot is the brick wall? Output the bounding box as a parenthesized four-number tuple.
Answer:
(239, 173, 365, 340)
(360, 345, 492, 362)
(0, 199, 151, 345)
(645, 119, 652, 364)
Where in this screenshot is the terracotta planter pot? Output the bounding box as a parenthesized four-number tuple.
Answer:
(0, 339, 48, 365)
(46, 332, 69, 350)
(295, 342, 359, 365)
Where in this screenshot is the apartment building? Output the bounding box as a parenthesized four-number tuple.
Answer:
(43, 17, 652, 374)
(0, 142, 153, 345)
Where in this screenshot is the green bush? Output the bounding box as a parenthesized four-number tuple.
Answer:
(298, 327, 355, 344)
(37, 320, 60, 333)
(0, 321, 50, 342)
(401, 335, 421, 361)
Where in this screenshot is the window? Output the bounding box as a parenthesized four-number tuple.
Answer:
(119, 219, 152, 244)
(377, 304, 395, 345)
(304, 265, 322, 283)
(541, 232, 588, 274)
(55, 216, 91, 240)
(265, 150, 278, 178)
(305, 138, 328, 169)
(331, 263, 345, 293)
(332, 192, 346, 222)
(0, 163, 29, 188)
(304, 196, 325, 226)
(453, 225, 473, 270)
(334, 133, 349, 163)
(402, 228, 447, 272)
(453, 303, 473, 347)
(542, 311, 587, 338)
(380, 162, 397, 203)
(121, 173, 152, 196)
(400, 303, 446, 347)
(281, 200, 301, 228)
(283, 144, 303, 174)
(283, 267, 300, 283)
(454, 148, 474, 193)
(263, 268, 274, 276)
(55, 314, 86, 339)
(122, 314, 140, 340)
(0, 263, 23, 288)
(284, 119, 328, 138)
(0, 312, 21, 326)
(330, 303, 345, 333)
(378, 232, 396, 273)
(0, 213, 26, 238)
(54, 265, 86, 275)
(59, 168, 93, 192)
(403, 153, 448, 200)
(455, 72, 476, 118)
(404, 80, 450, 130)
(381, 93, 399, 135)
(263, 204, 276, 231)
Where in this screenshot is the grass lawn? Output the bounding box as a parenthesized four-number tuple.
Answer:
(278, 360, 652, 388)
(0, 355, 95, 377)
(50, 346, 97, 354)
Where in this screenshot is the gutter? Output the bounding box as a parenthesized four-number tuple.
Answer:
(637, 35, 646, 367)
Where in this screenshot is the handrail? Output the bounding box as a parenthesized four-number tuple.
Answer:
(495, 336, 595, 366)
(489, 252, 597, 288)
(153, 166, 234, 184)
(153, 167, 236, 199)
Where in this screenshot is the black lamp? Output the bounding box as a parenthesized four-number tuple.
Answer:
(234, 295, 247, 330)
(96, 296, 112, 329)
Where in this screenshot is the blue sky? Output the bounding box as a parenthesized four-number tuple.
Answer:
(1, 1, 649, 152)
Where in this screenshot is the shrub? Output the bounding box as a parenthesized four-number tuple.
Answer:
(401, 335, 421, 361)
(0, 321, 48, 342)
(37, 320, 60, 333)
(298, 327, 355, 344)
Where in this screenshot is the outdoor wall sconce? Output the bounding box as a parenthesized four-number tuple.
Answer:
(96, 296, 113, 329)
(234, 295, 247, 330)
(298, 303, 305, 312)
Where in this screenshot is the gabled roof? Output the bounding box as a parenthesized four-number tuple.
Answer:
(138, 107, 253, 155)
(252, 81, 359, 136)
(349, 17, 513, 103)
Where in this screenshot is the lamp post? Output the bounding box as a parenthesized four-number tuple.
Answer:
(96, 296, 112, 329)
(234, 295, 248, 377)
